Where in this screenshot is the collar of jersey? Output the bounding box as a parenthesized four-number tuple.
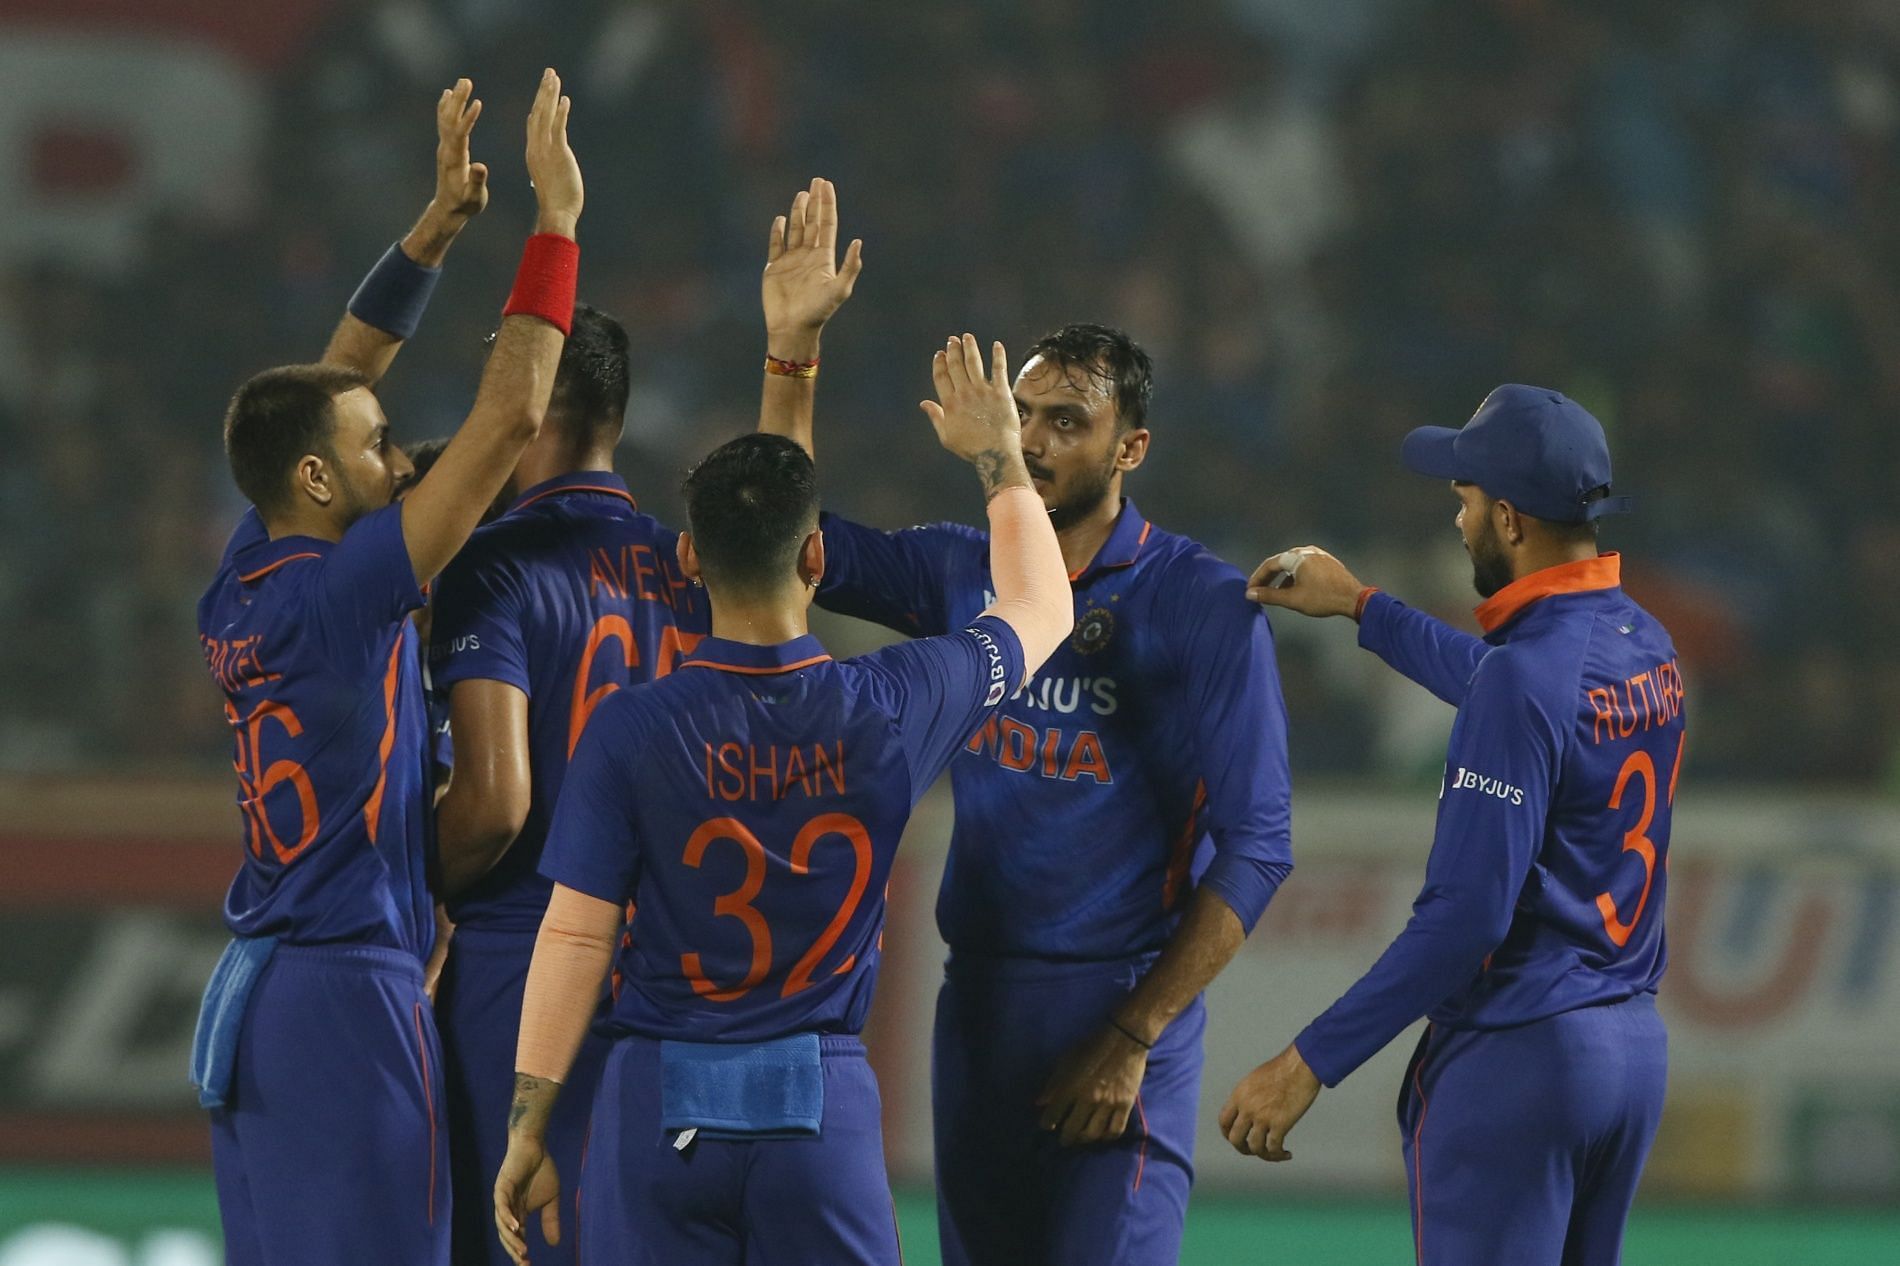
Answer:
(682, 634, 833, 675)
(506, 470, 636, 516)
(1474, 552, 1622, 634)
(233, 532, 334, 583)
(1067, 498, 1153, 584)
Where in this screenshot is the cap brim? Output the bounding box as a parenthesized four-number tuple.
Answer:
(1399, 426, 1465, 480)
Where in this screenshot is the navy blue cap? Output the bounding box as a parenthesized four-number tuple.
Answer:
(1400, 385, 1632, 523)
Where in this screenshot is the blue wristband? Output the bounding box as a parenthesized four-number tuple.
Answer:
(347, 243, 442, 340)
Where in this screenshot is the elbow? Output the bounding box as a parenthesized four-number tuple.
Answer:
(507, 404, 545, 446)
(472, 802, 529, 859)
(441, 796, 529, 878)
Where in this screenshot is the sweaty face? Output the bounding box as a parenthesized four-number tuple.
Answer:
(1013, 355, 1134, 532)
(1455, 483, 1514, 599)
(327, 388, 412, 527)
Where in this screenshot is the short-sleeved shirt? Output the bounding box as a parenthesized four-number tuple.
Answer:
(429, 472, 710, 932)
(197, 503, 434, 958)
(1296, 555, 1687, 1085)
(816, 499, 1293, 961)
(540, 619, 1026, 1043)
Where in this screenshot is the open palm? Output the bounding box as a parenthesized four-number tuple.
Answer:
(763, 177, 864, 338)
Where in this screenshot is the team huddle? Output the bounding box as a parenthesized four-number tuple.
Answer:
(193, 73, 1684, 1266)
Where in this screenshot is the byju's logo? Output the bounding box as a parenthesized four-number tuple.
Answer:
(1449, 766, 1525, 805)
(967, 625, 1009, 706)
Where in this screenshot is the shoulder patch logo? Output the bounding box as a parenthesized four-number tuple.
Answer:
(1072, 601, 1115, 655)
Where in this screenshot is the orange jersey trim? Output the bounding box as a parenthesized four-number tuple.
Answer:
(1069, 519, 1153, 583)
(1474, 552, 1622, 634)
(684, 653, 834, 676)
(363, 637, 403, 844)
(237, 552, 321, 583)
(512, 482, 637, 515)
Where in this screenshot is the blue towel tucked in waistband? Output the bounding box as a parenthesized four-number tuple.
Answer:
(660, 1033, 823, 1141)
(190, 936, 277, 1110)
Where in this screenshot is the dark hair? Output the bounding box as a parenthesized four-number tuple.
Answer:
(223, 363, 370, 515)
(403, 437, 451, 481)
(1546, 486, 1610, 545)
(550, 302, 631, 447)
(1026, 323, 1154, 431)
(682, 434, 819, 593)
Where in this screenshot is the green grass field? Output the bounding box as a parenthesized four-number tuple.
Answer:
(3, 1170, 1895, 1264)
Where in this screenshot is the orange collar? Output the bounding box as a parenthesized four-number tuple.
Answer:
(1474, 553, 1621, 634)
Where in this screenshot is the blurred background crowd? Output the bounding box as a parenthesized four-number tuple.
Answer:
(5, 0, 1899, 790)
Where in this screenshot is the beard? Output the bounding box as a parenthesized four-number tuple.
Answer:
(333, 464, 389, 531)
(1467, 518, 1514, 598)
(1038, 449, 1121, 533)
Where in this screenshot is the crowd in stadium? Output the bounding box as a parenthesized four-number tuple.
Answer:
(5, 0, 1897, 788)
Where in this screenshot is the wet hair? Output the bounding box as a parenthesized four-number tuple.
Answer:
(223, 363, 370, 515)
(1025, 323, 1154, 431)
(682, 433, 819, 593)
(550, 302, 631, 447)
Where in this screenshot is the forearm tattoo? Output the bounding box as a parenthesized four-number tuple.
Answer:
(509, 1072, 558, 1133)
(971, 449, 1017, 497)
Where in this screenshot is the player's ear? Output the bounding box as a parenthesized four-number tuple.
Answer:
(1495, 498, 1525, 546)
(799, 528, 825, 590)
(677, 532, 703, 585)
(1115, 426, 1150, 473)
(294, 453, 334, 507)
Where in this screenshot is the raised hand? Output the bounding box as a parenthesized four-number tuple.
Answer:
(433, 78, 488, 222)
(1246, 546, 1369, 619)
(524, 68, 583, 237)
(921, 334, 1030, 496)
(762, 177, 865, 360)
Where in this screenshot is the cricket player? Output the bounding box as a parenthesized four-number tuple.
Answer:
(192, 71, 583, 1264)
(757, 180, 1294, 1264)
(1219, 385, 1681, 1266)
(428, 300, 710, 1266)
(492, 335, 1073, 1266)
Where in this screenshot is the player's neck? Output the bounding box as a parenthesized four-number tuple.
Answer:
(513, 439, 615, 493)
(705, 592, 812, 647)
(1511, 539, 1601, 584)
(1054, 492, 1123, 577)
(264, 504, 345, 544)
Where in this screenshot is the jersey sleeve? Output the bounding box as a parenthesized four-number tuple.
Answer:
(1357, 590, 1491, 707)
(855, 614, 1026, 799)
(816, 512, 982, 638)
(1292, 648, 1564, 1086)
(308, 502, 426, 676)
(429, 532, 532, 695)
(1172, 557, 1294, 934)
(538, 693, 645, 904)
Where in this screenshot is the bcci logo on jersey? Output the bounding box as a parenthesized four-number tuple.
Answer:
(967, 625, 1009, 706)
(1072, 601, 1115, 655)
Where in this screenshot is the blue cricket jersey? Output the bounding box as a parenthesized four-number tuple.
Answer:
(1296, 555, 1686, 1086)
(816, 499, 1293, 961)
(429, 472, 710, 932)
(539, 619, 1027, 1043)
(197, 503, 435, 958)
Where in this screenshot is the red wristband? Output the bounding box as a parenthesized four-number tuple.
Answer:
(501, 234, 579, 335)
(1353, 586, 1380, 621)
